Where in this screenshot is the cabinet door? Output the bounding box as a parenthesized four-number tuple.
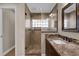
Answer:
(46, 39, 60, 56)
(46, 39, 49, 56)
(50, 44, 60, 56)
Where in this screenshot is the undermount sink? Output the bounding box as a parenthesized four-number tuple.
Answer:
(52, 40, 66, 44)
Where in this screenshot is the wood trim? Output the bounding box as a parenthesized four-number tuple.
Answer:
(3, 46, 15, 56)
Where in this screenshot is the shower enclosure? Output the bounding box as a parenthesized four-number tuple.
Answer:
(25, 12, 50, 55)
(25, 14, 41, 56)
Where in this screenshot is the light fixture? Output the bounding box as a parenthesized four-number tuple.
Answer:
(49, 13, 53, 17)
(49, 13, 56, 17)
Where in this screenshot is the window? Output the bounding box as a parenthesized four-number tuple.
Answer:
(32, 19, 48, 28)
(32, 20, 41, 27)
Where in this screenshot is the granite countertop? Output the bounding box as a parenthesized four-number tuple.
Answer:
(47, 37, 79, 56)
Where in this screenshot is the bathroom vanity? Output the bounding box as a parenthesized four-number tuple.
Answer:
(46, 34, 79, 56)
(46, 39, 60, 56)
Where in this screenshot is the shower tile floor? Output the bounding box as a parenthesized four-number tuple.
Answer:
(25, 45, 41, 56)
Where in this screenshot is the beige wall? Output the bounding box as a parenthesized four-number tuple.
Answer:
(31, 13, 41, 19)
(3, 9, 15, 53)
(31, 13, 48, 20)
(25, 4, 31, 29)
(15, 3, 25, 56)
(25, 4, 31, 48)
(49, 4, 58, 31)
(25, 5, 31, 20)
(58, 3, 79, 40)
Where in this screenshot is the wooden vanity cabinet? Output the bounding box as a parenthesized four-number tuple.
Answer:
(46, 39, 60, 56)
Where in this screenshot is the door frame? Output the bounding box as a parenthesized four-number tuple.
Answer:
(0, 3, 25, 56)
(0, 8, 3, 56)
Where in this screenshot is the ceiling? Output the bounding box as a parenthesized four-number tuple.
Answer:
(26, 3, 56, 13)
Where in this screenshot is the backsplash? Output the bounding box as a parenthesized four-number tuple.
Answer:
(46, 34, 79, 44)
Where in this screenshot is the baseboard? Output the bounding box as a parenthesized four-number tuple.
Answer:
(3, 46, 15, 56)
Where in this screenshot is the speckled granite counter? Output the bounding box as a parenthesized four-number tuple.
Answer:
(47, 37, 79, 56)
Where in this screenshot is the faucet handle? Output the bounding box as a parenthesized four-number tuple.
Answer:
(64, 37, 67, 40)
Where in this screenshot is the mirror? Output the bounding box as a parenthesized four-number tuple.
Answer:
(62, 3, 79, 32)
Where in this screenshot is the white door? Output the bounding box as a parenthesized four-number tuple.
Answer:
(0, 4, 25, 56)
(0, 8, 3, 55)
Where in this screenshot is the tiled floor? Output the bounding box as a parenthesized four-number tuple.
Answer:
(5, 47, 41, 56)
(5, 49, 15, 56)
(25, 47, 41, 56)
(25, 45, 41, 56)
